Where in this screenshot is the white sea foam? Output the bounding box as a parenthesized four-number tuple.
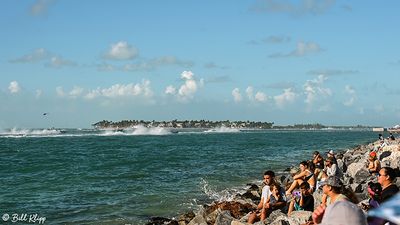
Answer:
(100, 125, 171, 136)
(200, 178, 239, 202)
(204, 126, 240, 133)
(0, 128, 62, 137)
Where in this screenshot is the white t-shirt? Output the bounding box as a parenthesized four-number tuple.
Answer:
(261, 185, 272, 204)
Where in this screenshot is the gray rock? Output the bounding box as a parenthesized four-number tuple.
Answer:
(350, 183, 363, 193)
(231, 220, 247, 225)
(215, 210, 235, 225)
(347, 162, 370, 183)
(337, 159, 346, 173)
(188, 207, 207, 225)
(288, 211, 312, 225)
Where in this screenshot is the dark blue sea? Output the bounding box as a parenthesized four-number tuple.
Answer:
(0, 127, 377, 224)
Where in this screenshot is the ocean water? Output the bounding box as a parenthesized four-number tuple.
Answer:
(0, 127, 377, 224)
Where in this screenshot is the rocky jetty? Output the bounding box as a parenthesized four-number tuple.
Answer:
(146, 139, 400, 225)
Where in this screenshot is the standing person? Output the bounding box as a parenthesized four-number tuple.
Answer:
(287, 182, 314, 215)
(377, 167, 399, 204)
(248, 170, 286, 224)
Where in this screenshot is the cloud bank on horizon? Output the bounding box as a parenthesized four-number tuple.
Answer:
(1, 0, 399, 128)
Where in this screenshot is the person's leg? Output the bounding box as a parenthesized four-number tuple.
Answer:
(247, 211, 258, 224)
(286, 179, 302, 195)
(260, 208, 267, 221)
(288, 200, 295, 215)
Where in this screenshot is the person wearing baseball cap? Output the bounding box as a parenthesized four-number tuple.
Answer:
(312, 200, 367, 225)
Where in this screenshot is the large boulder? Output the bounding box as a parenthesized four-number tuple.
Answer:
(346, 162, 370, 183)
(337, 159, 347, 173)
(380, 148, 400, 168)
(188, 207, 207, 225)
(178, 211, 195, 225)
(231, 221, 247, 225)
(288, 211, 312, 225)
(215, 210, 235, 225)
(205, 201, 254, 219)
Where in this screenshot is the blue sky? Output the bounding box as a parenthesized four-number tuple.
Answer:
(1, 0, 399, 128)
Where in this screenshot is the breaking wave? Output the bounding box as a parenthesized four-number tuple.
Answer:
(100, 125, 171, 136)
(204, 126, 240, 133)
(200, 178, 242, 202)
(0, 128, 62, 137)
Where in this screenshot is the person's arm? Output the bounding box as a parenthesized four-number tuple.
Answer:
(374, 160, 380, 171)
(272, 196, 286, 209)
(293, 171, 306, 180)
(312, 204, 327, 224)
(263, 195, 271, 209)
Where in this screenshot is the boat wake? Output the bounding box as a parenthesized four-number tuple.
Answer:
(204, 126, 240, 133)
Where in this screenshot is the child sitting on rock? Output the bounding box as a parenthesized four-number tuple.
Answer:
(287, 182, 314, 215)
(263, 183, 286, 216)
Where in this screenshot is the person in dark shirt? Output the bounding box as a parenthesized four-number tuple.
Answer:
(287, 182, 314, 215)
(377, 167, 399, 203)
(389, 133, 395, 140)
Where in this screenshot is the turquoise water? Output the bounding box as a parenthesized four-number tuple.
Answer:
(0, 128, 376, 224)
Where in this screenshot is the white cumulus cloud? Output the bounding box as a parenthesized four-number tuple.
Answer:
(85, 80, 153, 100)
(274, 88, 296, 108)
(103, 41, 138, 60)
(303, 75, 331, 105)
(343, 85, 356, 106)
(232, 88, 242, 102)
(246, 86, 254, 101)
(165, 85, 176, 95)
(8, 81, 21, 94)
(255, 91, 268, 102)
(69, 86, 84, 98)
(166, 71, 202, 102)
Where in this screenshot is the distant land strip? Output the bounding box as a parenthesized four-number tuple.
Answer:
(92, 120, 373, 130)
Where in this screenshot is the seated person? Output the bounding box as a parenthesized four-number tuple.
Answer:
(286, 161, 315, 196)
(389, 132, 395, 140)
(322, 157, 342, 179)
(248, 183, 286, 223)
(377, 140, 387, 152)
(287, 182, 314, 215)
(312, 151, 324, 179)
(378, 167, 399, 204)
(361, 182, 382, 211)
(326, 149, 337, 164)
(367, 151, 381, 175)
(248, 171, 286, 224)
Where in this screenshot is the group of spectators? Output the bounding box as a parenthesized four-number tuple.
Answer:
(248, 136, 399, 225)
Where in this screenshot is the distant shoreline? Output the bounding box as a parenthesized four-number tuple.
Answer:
(92, 119, 375, 130)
